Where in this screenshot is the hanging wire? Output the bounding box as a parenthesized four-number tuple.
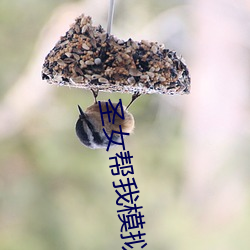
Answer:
(107, 0, 115, 34)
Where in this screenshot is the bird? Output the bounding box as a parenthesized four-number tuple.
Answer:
(75, 90, 135, 149)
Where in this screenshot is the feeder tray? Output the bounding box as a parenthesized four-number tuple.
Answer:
(42, 14, 190, 95)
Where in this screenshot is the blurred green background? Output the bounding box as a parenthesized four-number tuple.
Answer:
(1, 0, 250, 249)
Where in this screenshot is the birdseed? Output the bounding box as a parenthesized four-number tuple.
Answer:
(42, 14, 190, 95)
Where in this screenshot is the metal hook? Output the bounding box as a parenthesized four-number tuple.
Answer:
(107, 0, 115, 34)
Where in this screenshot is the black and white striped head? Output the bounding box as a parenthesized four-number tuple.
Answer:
(75, 105, 120, 149)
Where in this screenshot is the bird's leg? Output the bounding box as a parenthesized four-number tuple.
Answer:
(126, 92, 141, 110)
(91, 89, 99, 104)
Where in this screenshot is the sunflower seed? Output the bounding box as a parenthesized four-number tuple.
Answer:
(82, 43, 90, 50)
(151, 45, 158, 54)
(128, 77, 135, 84)
(141, 40, 150, 47)
(129, 68, 142, 77)
(57, 59, 67, 66)
(74, 66, 83, 75)
(85, 60, 94, 65)
(147, 72, 154, 78)
(140, 75, 149, 82)
(72, 76, 84, 83)
(98, 77, 109, 84)
(92, 74, 101, 79)
(63, 58, 75, 64)
(73, 53, 80, 60)
(65, 52, 72, 58)
(75, 24, 80, 34)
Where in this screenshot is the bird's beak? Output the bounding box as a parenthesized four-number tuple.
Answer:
(77, 105, 86, 118)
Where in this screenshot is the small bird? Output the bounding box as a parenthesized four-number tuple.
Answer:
(75, 90, 135, 149)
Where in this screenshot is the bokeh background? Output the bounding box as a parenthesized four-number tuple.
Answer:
(1, 0, 250, 249)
